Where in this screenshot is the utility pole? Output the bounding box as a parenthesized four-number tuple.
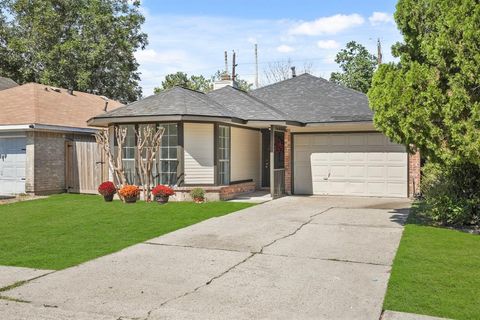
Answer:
(232, 50, 237, 81)
(224, 51, 228, 75)
(377, 38, 383, 65)
(254, 44, 259, 88)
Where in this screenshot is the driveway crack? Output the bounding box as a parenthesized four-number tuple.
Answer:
(259, 207, 333, 253)
(149, 207, 333, 317)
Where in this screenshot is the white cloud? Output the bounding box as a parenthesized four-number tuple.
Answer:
(289, 14, 364, 36)
(135, 49, 189, 64)
(317, 40, 340, 49)
(369, 12, 394, 26)
(276, 44, 295, 53)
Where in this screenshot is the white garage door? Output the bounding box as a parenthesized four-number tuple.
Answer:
(0, 137, 27, 194)
(293, 132, 407, 198)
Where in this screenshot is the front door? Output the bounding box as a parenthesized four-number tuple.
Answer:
(261, 129, 270, 188)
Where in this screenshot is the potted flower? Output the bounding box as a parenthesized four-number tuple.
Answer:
(98, 181, 117, 202)
(190, 188, 205, 203)
(152, 184, 175, 204)
(118, 185, 140, 203)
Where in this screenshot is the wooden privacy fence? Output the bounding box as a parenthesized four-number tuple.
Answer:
(65, 136, 108, 194)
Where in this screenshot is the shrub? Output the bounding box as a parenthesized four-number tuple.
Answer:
(422, 162, 480, 226)
(152, 185, 175, 197)
(190, 188, 205, 201)
(118, 185, 140, 199)
(98, 181, 116, 196)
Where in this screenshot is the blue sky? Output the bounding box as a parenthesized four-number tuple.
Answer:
(136, 0, 402, 96)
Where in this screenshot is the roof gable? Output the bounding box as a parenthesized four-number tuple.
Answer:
(100, 86, 231, 119)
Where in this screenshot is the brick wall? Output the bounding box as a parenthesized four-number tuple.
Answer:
(408, 151, 421, 197)
(172, 181, 256, 201)
(219, 182, 256, 200)
(284, 130, 292, 195)
(32, 131, 66, 194)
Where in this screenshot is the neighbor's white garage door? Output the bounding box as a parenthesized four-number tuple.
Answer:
(293, 132, 407, 197)
(0, 137, 27, 194)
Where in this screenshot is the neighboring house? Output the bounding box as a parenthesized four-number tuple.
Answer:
(0, 77, 18, 91)
(88, 74, 420, 200)
(0, 83, 122, 195)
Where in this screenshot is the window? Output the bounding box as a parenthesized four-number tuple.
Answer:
(155, 123, 178, 186)
(218, 125, 230, 185)
(121, 125, 137, 184)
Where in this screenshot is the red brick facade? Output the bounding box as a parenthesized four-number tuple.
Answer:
(173, 181, 256, 201)
(284, 130, 292, 195)
(408, 151, 421, 197)
(219, 182, 257, 200)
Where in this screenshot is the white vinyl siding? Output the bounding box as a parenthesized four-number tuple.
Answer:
(294, 132, 408, 198)
(184, 123, 214, 184)
(0, 136, 26, 194)
(231, 127, 261, 186)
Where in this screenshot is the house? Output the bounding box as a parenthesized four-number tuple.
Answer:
(88, 74, 420, 200)
(0, 82, 122, 195)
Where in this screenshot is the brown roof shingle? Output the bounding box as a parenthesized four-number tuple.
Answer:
(0, 83, 123, 129)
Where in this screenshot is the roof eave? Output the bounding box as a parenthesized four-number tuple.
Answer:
(304, 119, 373, 126)
(88, 114, 246, 127)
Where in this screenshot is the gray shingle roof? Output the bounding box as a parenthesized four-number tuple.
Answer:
(96, 86, 231, 119)
(251, 73, 373, 123)
(206, 86, 292, 121)
(0, 77, 18, 91)
(91, 74, 372, 125)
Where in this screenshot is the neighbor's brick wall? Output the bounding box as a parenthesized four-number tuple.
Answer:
(284, 130, 292, 195)
(33, 131, 66, 195)
(408, 151, 421, 197)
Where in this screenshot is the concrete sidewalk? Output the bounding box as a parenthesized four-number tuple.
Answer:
(0, 196, 410, 320)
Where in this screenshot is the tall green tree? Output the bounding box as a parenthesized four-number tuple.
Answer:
(330, 41, 377, 93)
(0, 0, 147, 103)
(369, 0, 480, 225)
(154, 72, 212, 94)
(154, 71, 253, 94)
(368, 0, 480, 166)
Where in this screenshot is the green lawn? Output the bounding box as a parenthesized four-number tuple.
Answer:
(384, 204, 480, 320)
(0, 194, 254, 270)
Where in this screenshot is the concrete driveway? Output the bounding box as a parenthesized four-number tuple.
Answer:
(0, 196, 410, 320)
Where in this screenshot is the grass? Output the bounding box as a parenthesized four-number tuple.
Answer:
(0, 194, 254, 270)
(383, 203, 480, 320)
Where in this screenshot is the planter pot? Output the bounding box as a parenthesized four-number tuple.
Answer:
(124, 196, 137, 204)
(155, 195, 169, 204)
(103, 194, 114, 202)
(194, 197, 204, 204)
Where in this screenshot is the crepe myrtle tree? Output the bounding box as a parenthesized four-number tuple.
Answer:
(95, 126, 128, 199)
(134, 125, 165, 201)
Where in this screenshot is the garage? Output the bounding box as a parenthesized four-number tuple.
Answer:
(0, 137, 26, 194)
(293, 132, 408, 198)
